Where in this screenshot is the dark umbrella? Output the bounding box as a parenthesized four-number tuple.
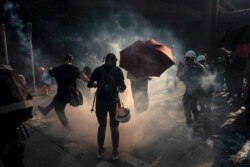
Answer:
(120, 39, 175, 77)
(221, 25, 250, 55)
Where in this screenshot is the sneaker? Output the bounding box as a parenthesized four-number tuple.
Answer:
(37, 106, 49, 116)
(111, 152, 119, 161)
(97, 148, 105, 159)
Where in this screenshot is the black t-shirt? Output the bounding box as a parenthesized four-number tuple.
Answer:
(49, 64, 81, 94)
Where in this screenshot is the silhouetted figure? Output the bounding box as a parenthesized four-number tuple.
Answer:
(38, 54, 88, 129)
(177, 50, 206, 126)
(0, 64, 33, 167)
(127, 72, 150, 113)
(88, 53, 126, 160)
(196, 55, 214, 113)
(225, 54, 247, 102)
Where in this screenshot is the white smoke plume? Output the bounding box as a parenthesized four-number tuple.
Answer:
(3, 0, 28, 50)
(32, 9, 191, 153)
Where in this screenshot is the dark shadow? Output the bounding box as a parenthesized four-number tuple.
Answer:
(211, 90, 250, 167)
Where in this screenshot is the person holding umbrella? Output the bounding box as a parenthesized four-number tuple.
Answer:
(119, 39, 175, 112)
(127, 72, 151, 113)
(87, 53, 126, 160)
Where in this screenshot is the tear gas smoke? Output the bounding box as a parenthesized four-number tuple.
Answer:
(2, 0, 44, 80)
(31, 10, 189, 152)
(28, 8, 218, 161)
(3, 0, 28, 50)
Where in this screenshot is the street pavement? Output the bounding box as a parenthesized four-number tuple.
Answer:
(23, 79, 250, 167)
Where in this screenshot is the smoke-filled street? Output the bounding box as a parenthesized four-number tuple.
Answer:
(1, 1, 250, 167)
(22, 75, 250, 167)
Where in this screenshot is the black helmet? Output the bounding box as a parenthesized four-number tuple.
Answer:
(105, 53, 117, 65)
(64, 54, 74, 61)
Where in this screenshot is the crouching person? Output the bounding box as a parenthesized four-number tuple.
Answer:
(0, 64, 33, 167)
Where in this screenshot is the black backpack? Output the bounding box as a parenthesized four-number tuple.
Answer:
(98, 66, 117, 100)
(0, 64, 33, 128)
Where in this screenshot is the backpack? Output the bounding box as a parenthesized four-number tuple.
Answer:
(0, 64, 33, 128)
(98, 66, 117, 100)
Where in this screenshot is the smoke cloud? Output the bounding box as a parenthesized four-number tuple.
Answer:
(26, 6, 218, 165)
(3, 0, 28, 50)
(30, 9, 188, 150)
(2, 0, 45, 82)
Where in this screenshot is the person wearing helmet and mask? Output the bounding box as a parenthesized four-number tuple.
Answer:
(38, 54, 89, 130)
(177, 50, 206, 126)
(196, 55, 214, 113)
(88, 53, 126, 161)
(196, 55, 211, 71)
(196, 55, 206, 64)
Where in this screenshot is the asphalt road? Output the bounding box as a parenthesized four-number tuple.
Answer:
(23, 80, 250, 167)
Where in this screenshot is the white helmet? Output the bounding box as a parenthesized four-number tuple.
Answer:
(196, 55, 206, 62)
(116, 107, 131, 123)
(184, 50, 196, 58)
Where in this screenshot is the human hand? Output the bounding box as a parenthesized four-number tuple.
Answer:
(118, 87, 124, 93)
(92, 82, 98, 88)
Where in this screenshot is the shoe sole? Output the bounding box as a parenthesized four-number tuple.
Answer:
(97, 152, 104, 159)
(111, 155, 119, 161)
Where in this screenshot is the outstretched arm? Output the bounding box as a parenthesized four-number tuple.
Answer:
(78, 72, 89, 83)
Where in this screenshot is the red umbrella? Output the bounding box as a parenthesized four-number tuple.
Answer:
(235, 44, 250, 55)
(120, 39, 175, 77)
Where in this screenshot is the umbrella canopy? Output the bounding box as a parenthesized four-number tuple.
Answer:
(221, 25, 250, 55)
(120, 39, 175, 77)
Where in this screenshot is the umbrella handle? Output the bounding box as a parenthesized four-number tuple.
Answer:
(116, 98, 124, 109)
